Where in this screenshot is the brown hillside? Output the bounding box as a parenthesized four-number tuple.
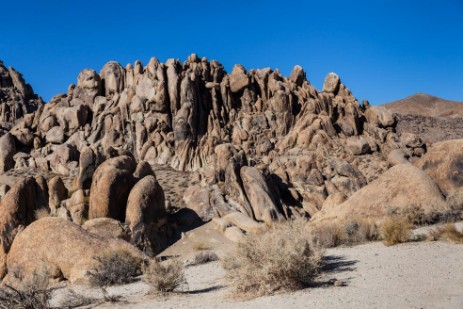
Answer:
(383, 93, 463, 118)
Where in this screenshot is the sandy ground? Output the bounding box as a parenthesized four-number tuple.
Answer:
(53, 240, 463, 309)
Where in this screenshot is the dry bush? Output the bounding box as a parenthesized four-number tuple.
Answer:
(189, 251, 219, 266)
(143, 258, 186, 293)
(381, 217, 412, 246)
(438, 224, 463, 244)
(222, 219, 323, 297)
(310, 222, 346, 248)
(0, 267, 53, 309)
(310, 219, 379, 248)
(191, 240, 211, 251)
(87, 249, 141, 287)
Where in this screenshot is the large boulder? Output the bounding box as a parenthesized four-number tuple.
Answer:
(0, 177, 48, 278)
(125, 175, 167, 254)
(89, 156, 136, 221)
(312, 164, 448, 222)
(48, 176, 67, 215)
(240, 166, 284, 225)
(183, 185, 214, 222)
(76, 146, 96, 190)
(4, 217, 141, 287)
(417, 139, 463, 196)
(83, 218, 130, 241)
(0, 133, 16, 173)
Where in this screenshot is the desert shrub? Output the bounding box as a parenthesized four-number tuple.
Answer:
(87, 249, 141, 287)
(143, 258, 186, 293)
(310, 222, 346, 247)
(191, 240, 211, 251)
(310, 219, 379, 248)
(438, 224, 463, 244)
(190, 251, 219, 266)
(222, 220, 323, 297)
(381, 217, 412, 246)
(0, 267, 53, 309)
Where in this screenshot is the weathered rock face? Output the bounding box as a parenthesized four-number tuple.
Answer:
(417, 140, 463, 196)
(0, 177, 48, 277)
(4, 217, 141, 287)
(125, 174, 167, 253)
(311, 164, 448, 223)
(0, 56, 437, 243)
(88, 156, 136, 221)
(0, 61, 42, 130)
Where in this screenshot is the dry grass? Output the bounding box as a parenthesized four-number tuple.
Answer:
(191, 240, 212, 251)
(0, 267, 53, 309)
(381, 217, 412, 246)
(222, 219, 323, 297)
(189, 251, 219, 266)
(143, 258, 187, 293)
(310, 218, 380, 248)
(437, 224, 463, 244)
(87, 249, 142, 287)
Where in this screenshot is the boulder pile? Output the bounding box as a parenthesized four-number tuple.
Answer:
(0, 56, 459, 287)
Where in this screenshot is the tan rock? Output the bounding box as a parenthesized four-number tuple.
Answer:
(4, 217, 141, 287)
(240, 166, 284, 225)
(312, 164, 447, 222)
(83, 217, 130, 241)
(416, 139, 463, 196)
(89, 156, 136, 221)
(183, 185, 214, 222)
(222, 212, 267, 234)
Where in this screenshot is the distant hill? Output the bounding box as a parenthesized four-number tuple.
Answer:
(382, 94, 463, 143)
(382, 93, 463, 118)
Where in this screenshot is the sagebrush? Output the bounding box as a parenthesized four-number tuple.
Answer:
(143, 258, 186, 293)
(381, 217, 411, 246)
(222, 220, 323, 297)
(87, 249, 141, 287)
(438, 224, 463, 244)
(0, 267, 52, 309)
(190, 251, 219, 266)
(310, 218, 380, 248)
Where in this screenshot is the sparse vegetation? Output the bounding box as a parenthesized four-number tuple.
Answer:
(222, 219, 323, 297)
(0, 266, 53, 309)
(143, 258, 187, 293)
(87, 249, 142, 287)
(189, 251, 219, 266)
(191, 240, 211, 251)
(381, 217, 412, 246)
(437, 224, 463, 244)
(310, 219, 380, 248)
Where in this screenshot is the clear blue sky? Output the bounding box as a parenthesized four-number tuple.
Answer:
(2, 0, 462, 104)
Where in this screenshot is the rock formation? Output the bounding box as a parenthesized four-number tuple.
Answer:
(0, 57, 460, 287)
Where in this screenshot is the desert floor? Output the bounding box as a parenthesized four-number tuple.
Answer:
(53, 240, 463, 309)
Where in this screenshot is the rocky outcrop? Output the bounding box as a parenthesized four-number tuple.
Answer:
(383, 94, 463, 143)
(417, 140, 463, 196)
(0, 61, 42, 130)
(125, 175, 167, 254)
(88, 156, 136, 221)
(4, 217, 141, 287)
(0, 56, 437, 244)
(311, 164, 448, 223)
(0, 177, 48, 277)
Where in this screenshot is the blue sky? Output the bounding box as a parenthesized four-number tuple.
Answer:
(2, 0, 462, 104)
